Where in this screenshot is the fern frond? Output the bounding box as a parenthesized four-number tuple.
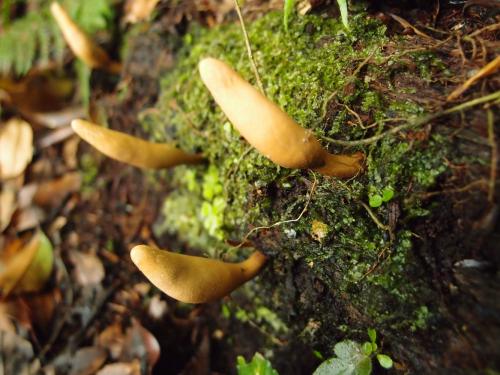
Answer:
(0, 0, 113, 77)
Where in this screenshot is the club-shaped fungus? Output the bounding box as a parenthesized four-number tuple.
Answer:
(199, 57, 364, 178)
(50, 2, 122, 74)
(71, 119, 204, 169)
(130, 245, 267, 304)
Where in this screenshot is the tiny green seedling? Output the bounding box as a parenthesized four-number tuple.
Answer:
(369, 186, 394, 208)
(313, 329, 393, 375)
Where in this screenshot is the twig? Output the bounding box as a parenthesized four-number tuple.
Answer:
(351, 48, 377, 78)
(456, 33, 467, 66)
(359, 201, 393, 243)
(360, 245, 390, 279)
(233, 0, 264, 94)
(247, 319, 286, 346)
(415, 179, 488, 199)
(322, 90, 500, 146)
(447, 56, 500, 101)
(344, 104, 370, 129)
(389, 13, 435, 40)
(232, 174, 318, 248)
(467, 22, 500, 38)
(487, 108, 497, 203)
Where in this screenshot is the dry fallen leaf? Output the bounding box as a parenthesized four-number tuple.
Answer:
(0, 185, 17, 232)
(0, 118, 33, 180)
(0, 230, 54, 296)
(124, 0, 160, 23)
(97, 322, 125, 359)
(70, 346, 108, 375)
(122, 319, 160, 370)
(33, 172, 81, 207)
(0, 288, 61, 334)
(69, 250, 105, 287)
(14, 206, 46, 232)
(30, 106, 86, 129)
(37, 126, 74, 149)
(63, 135, 81, 169)
(96, 361, 141, 375)
(0, 72, 73, 113)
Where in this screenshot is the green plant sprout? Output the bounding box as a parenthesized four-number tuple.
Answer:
(237, 353, 279, 375)
(313, 329, 393, 375)
(369, 186, 394, 208)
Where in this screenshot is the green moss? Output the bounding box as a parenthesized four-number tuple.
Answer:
(140, 9, 453, 356)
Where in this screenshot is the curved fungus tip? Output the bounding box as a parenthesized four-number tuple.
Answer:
(198, 57, 365, 178)
(130, 245, 268, 304)
(50, 2, 121, 74)
(71, 119, 204, 169)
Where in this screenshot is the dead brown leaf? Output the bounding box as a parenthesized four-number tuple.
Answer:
(30, 106, 86, 129)
(70, 346, 108, 375)
(37, 126, 74, 149)
(0, 185, 17, 231)
(69, 250, 105, 287)
(122, 319, 160, 370)
(97, 322, 125, 359)
(0, 230, 54, 297)
(0, 118, 33, 180)
(14, 206, 46, 232)
(96, 360, 141, 375)
(33, 172, 81, 207)
(63, 135, 81, 169)
(0, 73, 73, 113)
(124, 0, 160, 23)
(0, 288, 61, 334)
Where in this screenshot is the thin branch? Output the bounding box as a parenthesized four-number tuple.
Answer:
(467, 22, 500, 38)
(415, 179, 488, 199)
(359, 201, 394, 243)
(233, 0, 264, 94)
(322, 90, 500, 146)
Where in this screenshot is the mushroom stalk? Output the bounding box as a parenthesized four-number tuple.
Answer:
(198, 57, 364, 178)
(130, 245, 267, 304)
(50, 2, 121, 74)
(71, 119, 204, 169)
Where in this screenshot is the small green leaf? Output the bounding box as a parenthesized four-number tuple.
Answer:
(376, 354, 393, 369)
(283, 0, 295, 31)
(362, 342, 372, 355)
(369, 195, 383, 208)
(381, 187, 394, 202)
(367, 328, 376, 344)
(357, 356, 373, 375)
(334, 340, 360, 359)
(336, 0, 349, 29)
(237, 353, 279, 375)
(221, 304, 231, 319)
(313, 350, 324, 360)
(371, 342, 378, 352)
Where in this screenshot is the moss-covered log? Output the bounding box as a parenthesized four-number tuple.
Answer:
(100, 8, 499, 374)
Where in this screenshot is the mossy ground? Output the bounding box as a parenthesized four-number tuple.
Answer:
(136, 10, 481, 371)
